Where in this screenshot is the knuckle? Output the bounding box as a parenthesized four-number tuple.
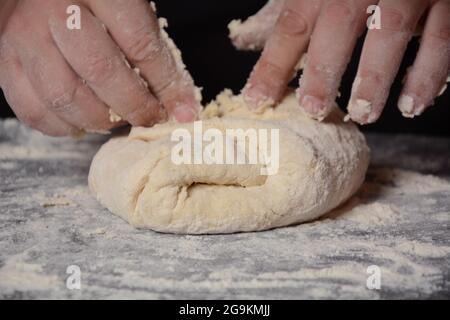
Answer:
(429, 26, 450, 41)
(323, 1, 355, 24)
(0, 54, 10, 71)
(0, 40, 18, 71)
(308, 61, 335, 81)
(434, 0, 450, 10)
(0, 58, 17, 85)
(127, 98, 160, 126)
(152, 68, 178, 95)
(256, 58, 286, 86)
(83, 53, 115, 83)
(125, 29, 161, 63)
(276, 9, 309, 36)
(379, 6, 407, 32)
(46, 83, 78, 113)
(5, 11, 28, 35)
(360, 69, 384, 85)
(0, 41, 8, 64)
(21, 108, 46, 129)
(427, 0, 450, 40)
(2, 89, 45, 129)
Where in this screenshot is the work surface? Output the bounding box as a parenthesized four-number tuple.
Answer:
(0, 119, 449, 299)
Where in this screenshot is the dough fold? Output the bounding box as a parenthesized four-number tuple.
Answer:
(89, 91, 370, 234)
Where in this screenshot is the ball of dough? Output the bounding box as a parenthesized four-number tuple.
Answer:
(89, 90, 370, 234)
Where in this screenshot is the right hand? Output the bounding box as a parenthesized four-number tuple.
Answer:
(231, 0, 450, 124)
(0, 0, 201, 137)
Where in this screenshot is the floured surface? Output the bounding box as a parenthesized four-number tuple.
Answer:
(0, 119, 449, 299)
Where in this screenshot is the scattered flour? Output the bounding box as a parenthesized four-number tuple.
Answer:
(368, 168, 450, 194)
(324, 198, 400, 226)
(0, 255, 60, 293)
(0, 118, 449, 298)
(395, 241, 450, 258)
(0, 161, 18, 170)
(37, 193, 74, 208)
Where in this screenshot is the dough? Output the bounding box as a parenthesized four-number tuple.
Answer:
(89, 90, 370, 234)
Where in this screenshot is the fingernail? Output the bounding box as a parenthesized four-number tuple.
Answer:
(348, 98, 373, 124)
(173, 104, 198, 123)
(398, 94, 427, 118)
(348, 74, 383, 124)
(300, 95, 324, 117)
(243, 83, 271, 110)
(398, 94, 415, 118)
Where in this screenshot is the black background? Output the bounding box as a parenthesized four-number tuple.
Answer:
(1, 0, 449, 136)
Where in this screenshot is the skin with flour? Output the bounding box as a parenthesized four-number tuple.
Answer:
(0, 0, 201, 136)
(88, 91, 370, 234)
(232, 0, 450, 123)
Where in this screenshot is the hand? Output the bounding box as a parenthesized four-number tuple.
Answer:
(0, 0, 201, 137)
(231, 0, 450, 124)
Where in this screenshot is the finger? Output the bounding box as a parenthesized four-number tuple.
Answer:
(228, 0, 285, 51)
(398, 0, 450, 118)
(48, 2, 165, 127)
(17, 37, 122, 133)
(298, 0, 376, 121)
(243, 0, 322, 109)
(348, 0, 429, 124)
(88, 0, 201, 123)
(1, 57, 78, 137)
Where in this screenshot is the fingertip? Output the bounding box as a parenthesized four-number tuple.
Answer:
(298, 94, 328, 121)
(166, 94, 201, 123)
(347, 74, 387, 124)
(242, 82, 275, 111)
(347, 99, 378, 125)
(398, 94, 417, 118)
(172, 105, 198, 123)
(126, 99, 166, 127)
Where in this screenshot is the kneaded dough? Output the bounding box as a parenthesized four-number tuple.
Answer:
(89, 90, 370, 234)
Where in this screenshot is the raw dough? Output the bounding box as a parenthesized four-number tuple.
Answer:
(89, 90, 370, 234)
